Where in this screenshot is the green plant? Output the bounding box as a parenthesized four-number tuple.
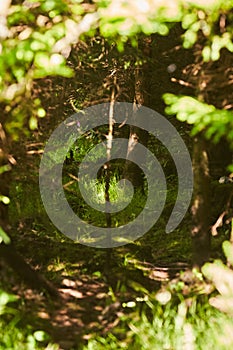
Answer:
(84, 291, 233, 350)
(202, 239, 233, 315)
(164, 94, 233, 144)
(0, 289, 58, 350)
(64, 169, 146, 229)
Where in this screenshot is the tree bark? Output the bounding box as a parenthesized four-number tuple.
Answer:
(0, 126, 59, 298)
(191, 136, 211, 267)
(123, 36, 151, 191)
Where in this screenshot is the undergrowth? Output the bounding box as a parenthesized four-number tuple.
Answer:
(0, 289, 58, 350)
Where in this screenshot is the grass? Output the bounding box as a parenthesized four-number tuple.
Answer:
(83, 294, 233, 350)
(63, 171, 147, 228)
(2, 282, 233, 350)
(83, 244, 233, 350)
(0, 289, 59, 350)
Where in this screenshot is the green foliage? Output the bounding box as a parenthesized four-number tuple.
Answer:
(97, 0, 179, 48)
(0, 0, 75, 138)
(0, 289, 18, 315)
(0, 164, 11, 176)
(64, 170, 145, 230)
(0, 290, 58, 350)
(0, 164, 11, 244)
(181, 1, 233, 57)
(3, 0, 73, 87)
(0, 194, 10, 205)
(0, 226, 11, 245)
(9, 180, 44, 223)
(1, 2, 233, 348)
(84, 291, 233, 350)
(164, 94, 233, 143)
(202, 33, 233, 62)
(1, 0, 232, 138)
(68, 128, 107, 163)
(97, 0, 233, 57)
(202, 240, 233, 315)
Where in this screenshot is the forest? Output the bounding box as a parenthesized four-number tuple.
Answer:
(0, 0, 233, 349)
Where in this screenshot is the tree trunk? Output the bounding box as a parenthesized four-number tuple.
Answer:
(0, 126, 59, 298)
(123, 37, 151, 191)
(190, 49, 233, 267)
(191, 136, 211, 267)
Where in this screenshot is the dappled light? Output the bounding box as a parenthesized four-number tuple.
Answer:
(0, 0, 233, 349)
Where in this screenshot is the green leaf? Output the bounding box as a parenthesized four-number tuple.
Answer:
(0, 164, 11, 175)
(183, 30, 198, 48)
(0, 195, 10, 205)
(0, 290, 17, 310)
(37, 108, 46, 118)
(163, 93, 178, 105)
(0, 226, 11, 245)
(223, 241, 233, 267)
(202, 46, 211, 61)
(52, 66, 74, 77)
(34, 52, 50, 68)
(30, 40, 47, 51)
(182, 13, 197, 29)
(29, 116, 38, 130)
(33, 330, 49, 342)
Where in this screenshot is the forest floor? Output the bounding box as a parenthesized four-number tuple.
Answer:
(0, 136, 228, 350)
(1, 209, 227, 350)
(1, 210, 194, 349)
